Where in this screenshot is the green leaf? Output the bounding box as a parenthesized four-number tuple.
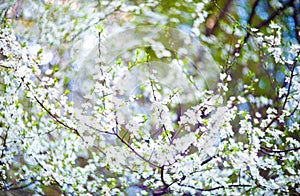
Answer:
(96, 24, 103, 33)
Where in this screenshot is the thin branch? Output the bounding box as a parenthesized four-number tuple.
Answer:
(0, 63, 11, 69)
(160, 166, 169, 187)
(162, 123, 172, 144)
(287, 101, 299, 117)
(0, 126, 8, 160)
(232, 0, 294, 57)
(179, 183, 252, 192)
(7, 182, 35, 191)
(262, 52, 299, 133)
(260, 53, 299, 154)
(248, 0, 260, 25)
(84, 123, 115, 135)
(257, 0, 294, 29)
(69, 5, 121, 42)
(97, 31, 107, 110)
(115, 133, 160, 168)
(201, 154, 218, 166)
(281, 54, 298, 110)
(206, 0, 233, 36)
(261, 146, 300, 154)
(22, 77, 84, 141)
(33, 158, 68, 196)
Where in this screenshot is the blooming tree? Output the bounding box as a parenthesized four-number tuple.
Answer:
(0, 0, 300, 195)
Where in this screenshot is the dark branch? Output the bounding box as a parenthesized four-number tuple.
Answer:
(7, 182, 35, 191)
(201, 154, 218, 166)
(261, 146, 300, 154)
(179, 183, 252, 192)
(206, 0, 233, 36)
(115, 133, 160, 168)
(233, 0, 294, 56)
(262, 51, 299, 133)
(256, 0, 294, 29)
(247, 0, 260, 26)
